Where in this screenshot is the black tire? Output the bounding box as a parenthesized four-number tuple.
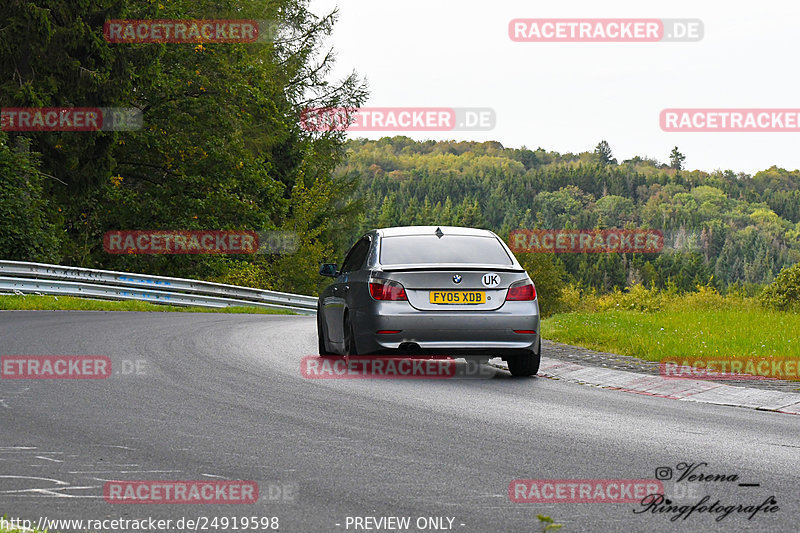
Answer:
(317, 306, 335, 356)
(507, 339, 541, 377)
(343, 313, 358, 356)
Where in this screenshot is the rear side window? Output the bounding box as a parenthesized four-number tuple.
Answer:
(380, 235, 513, 265)
(340, 237, 371, 272)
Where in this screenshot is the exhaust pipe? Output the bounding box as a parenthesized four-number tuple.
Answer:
(399, 342, 421, 353)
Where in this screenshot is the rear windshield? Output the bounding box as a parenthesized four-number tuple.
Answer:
(380, 235, 513, 265)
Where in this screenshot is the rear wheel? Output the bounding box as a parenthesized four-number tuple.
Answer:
(317, 306, 335, 356)
(506, 339, 541, 377)
(344, 313, 358, 356)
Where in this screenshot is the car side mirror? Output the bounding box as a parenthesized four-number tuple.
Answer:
(319, 263, 338, 277)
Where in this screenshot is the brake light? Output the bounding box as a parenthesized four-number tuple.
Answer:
(369, 279, 408, 301)
(505, 280, 536, 301)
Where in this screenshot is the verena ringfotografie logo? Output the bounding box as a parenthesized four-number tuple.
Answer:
(1, 356, 111, 379)
(641, 462, 780, 522)
(661, 109, 800, 132)
(509, 479, 663, 503)
(509, 19, 703, 42)
(1, 108, 142, 131)
(300, 107, 495, 132)
(103, 480, 258, 504)
(660, 358, 799, 380)
(301, 356, 497, 379)
(509, 229, 663, 254)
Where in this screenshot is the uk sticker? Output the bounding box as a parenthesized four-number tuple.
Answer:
(482, 273, 501, 287)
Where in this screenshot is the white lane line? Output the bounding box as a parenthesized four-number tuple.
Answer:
(0, 475, 68, 485)
(68, 469, 182, 474)
(35, 456, 64, 463)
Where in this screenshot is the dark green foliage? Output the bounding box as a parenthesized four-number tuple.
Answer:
(761, 262, 800, 311)
(593, 140, 616, 166)
(2, 0, 798, 303)
(669, 146, 686, 170)
(0, 134, 61, 262)
(335, 137, 800, 298)
(515, 252, 568, 317)
(0, 0, 367, 294)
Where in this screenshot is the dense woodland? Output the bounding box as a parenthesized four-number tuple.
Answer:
(335, 137, 800, 301)
(2, 2, 799, 310)
(0, 0, 367, 296)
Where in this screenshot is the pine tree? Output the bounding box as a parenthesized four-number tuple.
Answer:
(669, 147, 686, 170)
(594, 140, 616, 165)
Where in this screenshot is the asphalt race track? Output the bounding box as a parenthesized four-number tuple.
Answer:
(1, 311, 798, 532)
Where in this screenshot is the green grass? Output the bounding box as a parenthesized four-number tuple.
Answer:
(0, 294, 295, 314)
(543, 284, 800, 381)
(0, 526, 39, 533)
(0, 515, 46, 533)
(544, 308, 800, 364)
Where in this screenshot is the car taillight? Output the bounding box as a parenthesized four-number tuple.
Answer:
(369, 279, 408, 301)
(505, 280, 536, 301)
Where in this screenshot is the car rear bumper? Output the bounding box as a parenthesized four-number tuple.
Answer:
(350, 300, 540, 355)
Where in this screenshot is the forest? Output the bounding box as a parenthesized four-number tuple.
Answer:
(334, 137, 800, 304)
(2, 2, 799, 312)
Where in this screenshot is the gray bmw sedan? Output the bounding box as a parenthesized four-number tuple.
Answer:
(317, 226, 541, 376)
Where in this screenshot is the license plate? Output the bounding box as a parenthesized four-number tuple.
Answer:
(429, 291, 485, 304)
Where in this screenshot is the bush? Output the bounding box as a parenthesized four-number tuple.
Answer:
(760, 262, 800, 311)
(211, 260, 271, 288)
(594, 283, 666, 312)
(0, 135, 61, 262)
(676, 284, 729, 310)
(553, 282, 748, 315)
(515, 252, 569, 317)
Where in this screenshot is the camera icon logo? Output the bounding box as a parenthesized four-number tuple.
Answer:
(655, 467, 673, 480)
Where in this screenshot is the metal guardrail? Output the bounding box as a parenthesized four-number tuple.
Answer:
(0, 260, 317, 315)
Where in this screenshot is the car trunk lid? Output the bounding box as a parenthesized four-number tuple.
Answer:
(374, 268, 528, 311)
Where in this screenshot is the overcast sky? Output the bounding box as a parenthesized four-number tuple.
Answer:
(309, 0, 800, 174)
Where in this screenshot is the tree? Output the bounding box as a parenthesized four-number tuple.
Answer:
(515, 252, 569, 316)
(593, 140, 616, 166)
(595, 195, 635, 227)
(0, 0, 368, 292)
(761, 262, 800, 311)
(0, 134, 60, 262)
(669, 147, 686, 170)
